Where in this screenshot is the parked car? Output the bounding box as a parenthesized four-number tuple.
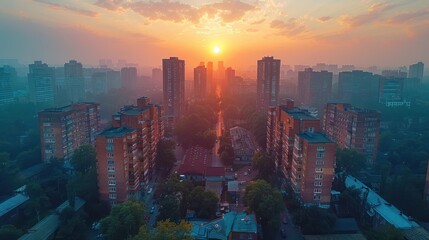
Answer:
(150, 206, 155, 214)
(147, 187, 153, 194)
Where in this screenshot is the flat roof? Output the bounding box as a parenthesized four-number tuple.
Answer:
(117, 106, 149, 116)
(0, 188, 29, 217)
(19, 197, 86, 240)
(229, 127, 258, 154)
(345, 176, 419, 229)
(304, 234, 366, 240)
(297, 132, 334, 143)
(20, 163, 48, 179)
(232, 212, 257, 233)
(98, 127, 136, 137)
(282, 108, 318, 121)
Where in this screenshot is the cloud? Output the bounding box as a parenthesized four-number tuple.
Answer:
(317, 16, 332, 23)
(94, 0, 125, 11)
(246, 28, 258, 32)
(34, 0, 98, 17)
(339, 2, 396, 28)
(387, 9, 429, 25)
(251, 19, 265, 25)
(95, 0, 256, 24)
(270, 18, 306, 36)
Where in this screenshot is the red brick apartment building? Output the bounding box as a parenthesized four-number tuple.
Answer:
(291, 131, 336, 206)
(323, 103, 380, 166)
(267, 99, 321, 176)
(38, 103, 100, 162)
(96, 97, 163, 204)
(267, 99, 336, 206)
(96, 127, 138, 204)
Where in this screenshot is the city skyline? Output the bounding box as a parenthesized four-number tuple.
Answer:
(1, 0, 428, 70)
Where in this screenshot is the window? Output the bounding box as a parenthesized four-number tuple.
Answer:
(107, 167, 115, 172)
(315, 174, 323, 180)
(314, 188, 322, 194)
(106, 145, 114, 151)
(107, 138, 113, 143)
(108, 180, 116, 186)
(315, 167, 323, 173)
(316, 152, 325, 158)
(313, 195, 321, 200)
(109, 187, 116, 192)
(109, 193, 117, 199)
(107, 160, 114, 166)
(316, 160, 324, 166)
(314, 181, 322, 187)
(317, 146, 325, 151)
(108, 173, 115, 179)
(107, 153, 114, 158)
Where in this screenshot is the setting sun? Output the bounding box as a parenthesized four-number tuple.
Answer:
(213, 46, 221, 54)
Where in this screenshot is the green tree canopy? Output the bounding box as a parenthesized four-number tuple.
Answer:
(189, 186, 218, 219)
(251, 151, 275, 182)
(25, 182, 51, 221)
(335, 148, 367, 175)
(292, 206, 336, 235)
(156, 139, 176, 173)
(243, 179, 284, 239)
(133, 219, 193, 240)
(100, 200, 145, 240)
(57, 206, 88, 240)
(0, 224, 23, 240)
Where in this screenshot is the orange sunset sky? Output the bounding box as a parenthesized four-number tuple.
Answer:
(1, 0, 428, 71)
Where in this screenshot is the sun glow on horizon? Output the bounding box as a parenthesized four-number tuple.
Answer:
(213, 46, 221, 54)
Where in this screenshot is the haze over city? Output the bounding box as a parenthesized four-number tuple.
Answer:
(1, 0, 429, 70)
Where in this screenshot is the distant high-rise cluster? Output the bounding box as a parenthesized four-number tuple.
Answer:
(96, 97, 163, 204)
(323, 103, 380, 166)
(257, 56, 280, 112)
(0, 66, 15, 105)
(162, 57, 185, 135)
(297, 68, 333, 115)
(267, 99, 336, 206)
(409, 62, 424, 82)
(38, 103, 100, 163)
(194, 64, 207, 101)
(64, 60, 84, 102)
(28, 61, 55, 107)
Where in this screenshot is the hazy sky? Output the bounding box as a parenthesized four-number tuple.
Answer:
(1, 0, 428, 69)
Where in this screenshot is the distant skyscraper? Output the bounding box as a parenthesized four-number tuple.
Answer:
(194, 64, 207, 101)
(121, 67, 138, 90)
(257, 56, 281, 112)
(217, 61, 225, 81)
(162, 57, 185, 135)
(207, 62, 213, 93)
(225, 67, 236, 82)
(0, 66, 15, 105)
(338, 70, 379, 107)
(381, 70, 407, 78)
(378, 77, 404, 103)
(409, 62, 424, 82)
(64, 60, 84, 102)
(297, 68, 332, 114)
(28, 61, 55, 106)
(152, 68, 162, 82)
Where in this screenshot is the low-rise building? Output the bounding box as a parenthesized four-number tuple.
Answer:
(229, 127, 258, 165)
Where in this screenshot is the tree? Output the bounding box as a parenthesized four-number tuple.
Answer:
(251, 151, 275, 182)
(133, 219, 193, 240)
(57, 206, 88, 240)
(100, 200, 145, 240)
(220, 150, 234, 166)
(0, 152, 22, 196)
(157, 176, 194, 218)
(292, 206, 336, 234)
(71, 145, 97, 174)
(0, 225, 23, 240)
(158, 195, 181, 222)
(25, 182, 50, 221)
(365, 225, 403, 240)
(243, 180, 284, 239)
(335, 148, 367, 175)
(156, 139, 176, 173)
(189, 186, 218, 219)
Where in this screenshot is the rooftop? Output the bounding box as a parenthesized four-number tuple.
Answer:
(20, 163, 48, 179)
(19, 197, 85, 240)
(229, 127, 258, 155)
(98, 127, 136, 137)
(297, 131, 334, 143)
(178, 146, 211, 176)
(282, 108, 318, 121)
(303, 233, 366, 240)
(231, 212, 257, 233)
(40, 102, 98, 113)
(0, 186, 29, 217)
(345, 176, 419, 230)
(116, 105, 149, 116)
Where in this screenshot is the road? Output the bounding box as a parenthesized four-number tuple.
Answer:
(212, 84, 224, 168)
